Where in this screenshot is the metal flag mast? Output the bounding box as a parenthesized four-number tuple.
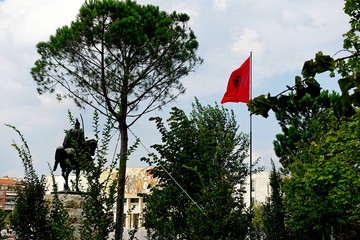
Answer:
(249, 51, 253, 205)
(219, 51, 253, 205)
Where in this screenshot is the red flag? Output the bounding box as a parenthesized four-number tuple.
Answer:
(221, 57, 250, 104)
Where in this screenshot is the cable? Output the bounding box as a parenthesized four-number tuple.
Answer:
(128, 127, 208, 217)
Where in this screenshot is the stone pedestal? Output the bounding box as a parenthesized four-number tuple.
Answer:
(46, 192, 84, 239)
(46, 192, 84, 224)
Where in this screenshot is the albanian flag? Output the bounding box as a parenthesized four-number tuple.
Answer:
(221, 57, 250, 104)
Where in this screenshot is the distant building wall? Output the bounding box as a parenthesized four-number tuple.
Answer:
(45, 167, 156, 228)
(0, 177, 21, 212)
(44, 175, 87, 193)
(101, 167, 157, 228)
(45, 168, 272, 232)
(242, 171, 271, 207)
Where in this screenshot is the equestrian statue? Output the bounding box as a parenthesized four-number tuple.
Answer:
(53, 119, 97, 191)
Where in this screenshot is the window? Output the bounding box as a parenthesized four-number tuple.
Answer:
(132, 214, 140, 228)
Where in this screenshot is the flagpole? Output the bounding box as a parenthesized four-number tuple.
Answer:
(249, 51, 253, 206)
(219, 52, 253, 206)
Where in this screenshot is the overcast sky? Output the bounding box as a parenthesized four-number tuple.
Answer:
(0, 0, 350, 178)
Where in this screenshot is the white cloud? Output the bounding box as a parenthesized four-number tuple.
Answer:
(230, 28, 265, 58)
(281, 10, 308, 27)
(212, 0, 227, 11)
(0, 0, 81, 48)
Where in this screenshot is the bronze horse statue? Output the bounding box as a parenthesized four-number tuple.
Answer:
(54, 139, 97, 191)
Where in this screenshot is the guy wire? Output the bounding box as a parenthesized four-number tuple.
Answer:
(128, 127, 208, 217)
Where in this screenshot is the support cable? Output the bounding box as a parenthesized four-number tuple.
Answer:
(128, 127, 207, 217)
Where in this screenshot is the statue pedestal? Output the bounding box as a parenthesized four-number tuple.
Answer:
(46, 192, 84, 224)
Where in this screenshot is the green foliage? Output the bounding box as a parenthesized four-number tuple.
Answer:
(142, 99, 251, 240)
(6, 125, 75, 240)
(8, 124, 51, 240)
(247, 94, 274, 118)
(246, 2, 360, 239)
(6, 112, 122, 240)
(0, 210, 9, 240)
(257, 90, 360, 238)
(302, 52, 336, 78)
(31, 1, 202, 238)
(343, 0, 359, 51)
(262, 161, 287, 240)
(247, 205, 265, 240)
(284, 111, 360, 239)
(0, 209, 8, 231)
(272, 91, 340, 169)
(31, 0, 203, 125)
(77, 111, 118, 240)
(12, 182, 51, 240)
(248, 51, 348, 118)
(48, 167, 75, 240)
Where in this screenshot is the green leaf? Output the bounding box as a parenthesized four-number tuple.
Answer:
(338, 77, 354, 93)
(302, 59, 317, 78)
(302, 52, 335, 78)
(314, 52, 335, 73)
(294, 76, 307, 99)
(336, 93, 356, 117)
(248, 94, 273, 118)
(351, 92, 360, 107)
(305, 78, 321, 98)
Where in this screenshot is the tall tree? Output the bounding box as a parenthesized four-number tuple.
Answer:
(142, 99, 250, 240)
(31, 0, 202, 239)
(283, 110, 360, 239)
(6, 125, 74, 240)
(262, 160, 287, 240)
(272, 91, 340, 170)
(246, 1, 359, 238)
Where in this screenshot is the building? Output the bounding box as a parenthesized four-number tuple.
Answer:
(103, 167, 158, 228)
(44, 174, 87, 193)
(0, 177, 21, 212)
(243, 170, 272, 207)
(45, 168, 272, 232)
(44, 167, 157, 228)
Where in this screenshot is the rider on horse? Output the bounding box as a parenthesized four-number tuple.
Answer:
(54, 118, 94, 191)
(63, 119, 85, 153)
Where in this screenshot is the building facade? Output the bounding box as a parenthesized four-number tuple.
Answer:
(102, 167, 158, 228)
(45, 169, 272, 228)
(44, 167, 157, 228)
(0, 177, 21, 212)
(243, 170, 272, 207)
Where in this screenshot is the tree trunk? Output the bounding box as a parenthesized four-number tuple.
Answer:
(115, 123, 128, 240)
(114, 85, 129, 240)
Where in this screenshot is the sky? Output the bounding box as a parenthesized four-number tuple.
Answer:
(0, 0, 350, 178)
